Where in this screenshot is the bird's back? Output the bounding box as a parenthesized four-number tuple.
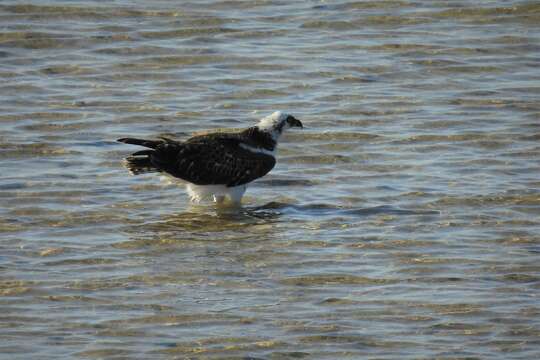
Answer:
(120, 130, 276, 187)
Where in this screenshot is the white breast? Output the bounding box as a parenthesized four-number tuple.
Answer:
(186, 183, 247, 204)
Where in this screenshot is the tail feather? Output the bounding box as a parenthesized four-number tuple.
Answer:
(117, 137, 162, 149)
(124, 155, 159, 175)
(118, 137, 165, 175)
(132, 149, 154, 156)
(118, 137, 181, 176)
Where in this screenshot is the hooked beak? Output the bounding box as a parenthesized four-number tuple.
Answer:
(286, 115, 303, 129)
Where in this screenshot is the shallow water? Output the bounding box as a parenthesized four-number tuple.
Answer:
(1, 0, 540, 358)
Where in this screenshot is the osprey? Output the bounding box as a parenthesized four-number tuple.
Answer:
(117, 111, 303, 204)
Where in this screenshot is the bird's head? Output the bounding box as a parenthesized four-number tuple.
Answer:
(256, 111, 303, 139)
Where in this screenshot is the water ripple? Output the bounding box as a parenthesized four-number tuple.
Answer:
(1, 0, 539, 358)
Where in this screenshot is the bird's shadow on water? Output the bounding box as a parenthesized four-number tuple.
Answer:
(128, 201, 440, 237)
(166, 201, 440, 227)
(242, 201, 440, 220)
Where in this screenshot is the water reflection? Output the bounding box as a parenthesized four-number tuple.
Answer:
(127, 201, 440, 235)
(251, 202, 441, 218)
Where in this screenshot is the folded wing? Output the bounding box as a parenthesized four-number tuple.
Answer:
(120, 134, 276, 187)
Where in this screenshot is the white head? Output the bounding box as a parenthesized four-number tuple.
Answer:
(256, 111, 303, 140)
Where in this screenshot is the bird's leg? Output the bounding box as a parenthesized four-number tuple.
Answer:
(213, 195, 226, 204)
(226, 185, 246, 206)
(186, 184, 202, 203)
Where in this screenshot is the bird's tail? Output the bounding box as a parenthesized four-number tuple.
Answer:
(117, 137, 162, 149)
(117, 137, 164, 175)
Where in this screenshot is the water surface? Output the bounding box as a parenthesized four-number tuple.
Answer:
(1, 1, 540, 359)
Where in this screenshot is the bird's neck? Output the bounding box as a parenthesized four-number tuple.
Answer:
(243, 127, 278, 151)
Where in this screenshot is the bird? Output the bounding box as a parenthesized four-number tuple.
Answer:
(117, 111, 303, 204)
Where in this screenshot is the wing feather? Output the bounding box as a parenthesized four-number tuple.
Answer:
(151, 134, 275, 186)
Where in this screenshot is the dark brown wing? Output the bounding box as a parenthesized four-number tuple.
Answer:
(151, 134, 276, 187)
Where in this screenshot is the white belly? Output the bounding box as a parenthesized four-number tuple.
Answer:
(186, 183, 247, 204)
